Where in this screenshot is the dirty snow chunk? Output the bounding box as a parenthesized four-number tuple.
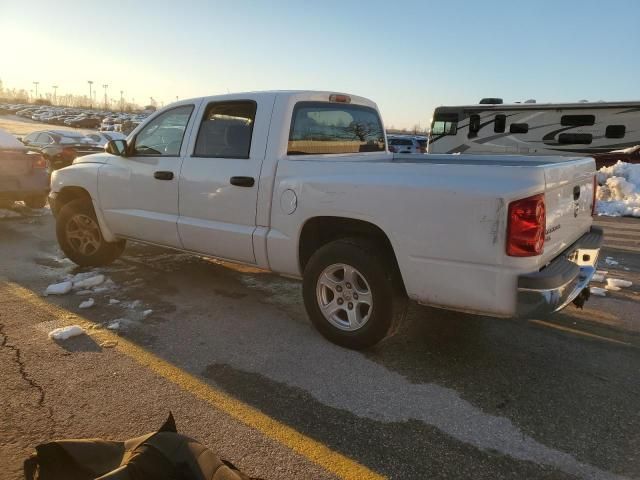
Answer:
(142, 309, 153, 318)
(92, 286, 111, 294)
(79, 298, 95, 309)
(48, 325, 84, 340)
(607, 278, 633, 289)
(109, 299, 120, 305)
(73, 274, 105, 289)
(75, 290, 93, 296)
(590, 287, 607, 297)
(107, 320, 121, 330)
(605, 257, 619, 266)
(128, 300, 143, 309)
(591, 273, 606, 283)
(45, 281, 73, 296)
(605, 284, 621, 292)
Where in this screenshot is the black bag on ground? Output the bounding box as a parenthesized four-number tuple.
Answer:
(23, 413, 260, 480)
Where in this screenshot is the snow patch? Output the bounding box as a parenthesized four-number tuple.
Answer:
(605, 257, 619, 266)
(44, 281, 73, 296)
(590, 287, 607, 297)
(72, 274, 105, 289)
(606, 278, 633, 289)
(79, 298, 95, 309)
(591, 273, 605, 283)
(48, 325, 84, 340)
(596, 161, 640, 217)
(109, 298, 120, 305)
(0, 209, 20, 219)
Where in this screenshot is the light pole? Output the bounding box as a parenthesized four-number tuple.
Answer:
(87, 80, 93, 108)
(120, 90, 124, 112)
(52, 85, 58, 105)
(102, 84, 108, 110)
(33, 81, 39, 99)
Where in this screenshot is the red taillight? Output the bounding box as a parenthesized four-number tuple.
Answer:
(32, 155, 47, 169)
(591, 175, 597, 216)
(507, 193, 546, 257)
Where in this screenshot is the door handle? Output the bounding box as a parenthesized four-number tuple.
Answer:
(154, 171, 174, 181)
(230, 176, 255, 187)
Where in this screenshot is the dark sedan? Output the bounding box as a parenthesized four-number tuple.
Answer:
(21, 130, 104, 172)
(0, 129, 49, 209)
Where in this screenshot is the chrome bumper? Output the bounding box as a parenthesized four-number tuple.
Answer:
(516, 227, 604, 318)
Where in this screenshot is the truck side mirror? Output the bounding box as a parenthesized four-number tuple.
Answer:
(106, 139, 128, 157)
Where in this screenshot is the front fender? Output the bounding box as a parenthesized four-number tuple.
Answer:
(51, 164, 118, 242)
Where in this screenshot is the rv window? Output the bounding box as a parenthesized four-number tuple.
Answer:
(561, 115, 595, 127)
(605, 125, 626, 139)
(494, 115, 506, 133)
(558, 133, 592, 144)
(510, 123, 529, 134)
(468, 114, 480, 137)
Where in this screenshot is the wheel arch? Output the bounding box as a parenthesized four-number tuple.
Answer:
(54, 186, 117, 242)
(298, 216, 406, 293)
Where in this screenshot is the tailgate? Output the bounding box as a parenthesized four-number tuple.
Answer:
(541, 157, 595, 264)
(0, 150, 32, 176)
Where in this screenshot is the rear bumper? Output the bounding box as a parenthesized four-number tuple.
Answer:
(516, 226, 604, 318)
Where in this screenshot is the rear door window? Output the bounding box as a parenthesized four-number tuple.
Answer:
(193, 101, 256, 158)
(288, 102, 385, 155)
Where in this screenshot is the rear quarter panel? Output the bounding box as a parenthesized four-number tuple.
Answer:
(267, 158, 548, 316)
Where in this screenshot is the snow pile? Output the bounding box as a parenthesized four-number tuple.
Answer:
(44, 281, 73, 296)
(596, 161, 640, 217)
(48, 325, 84, 340)
(590, 287, 607, 297)
(0, 209, 20, 219)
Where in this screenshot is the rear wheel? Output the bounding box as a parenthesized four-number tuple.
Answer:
(303, 238, 407, 349)
(24, 195, 48, 209)
(56, 198, 125, 266)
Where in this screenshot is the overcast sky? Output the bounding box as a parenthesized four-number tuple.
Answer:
(1, 0, 639, 128)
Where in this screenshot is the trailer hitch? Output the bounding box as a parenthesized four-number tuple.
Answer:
(572, 287, 591, 309)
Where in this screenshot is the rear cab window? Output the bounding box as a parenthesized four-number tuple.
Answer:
(287, 102, 385, 155)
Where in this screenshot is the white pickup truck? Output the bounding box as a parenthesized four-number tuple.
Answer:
(49, 91, 603, 349)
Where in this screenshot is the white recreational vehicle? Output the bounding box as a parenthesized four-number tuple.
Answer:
(428, 98, 640, 156)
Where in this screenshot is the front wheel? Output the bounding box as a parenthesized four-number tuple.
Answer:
(302, 238, 407, 350)
(56, 198, 125, 267)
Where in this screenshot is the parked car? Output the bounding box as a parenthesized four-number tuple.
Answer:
(0, 128, 49, 209)
(21, 130, 104, 172)
(85, 131, 127, 147)
(49, 91, 602, 349)
(387, 135, 427, 153)
(65, 117, 102, 128)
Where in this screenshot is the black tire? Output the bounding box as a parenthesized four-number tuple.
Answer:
(56, 198, 125, 267)
(24, 195, 48, 209)
(302, 238, 407, 350)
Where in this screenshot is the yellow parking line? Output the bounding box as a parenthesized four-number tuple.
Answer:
(530, 319, 632, 347)
(5, 282, 384, 480)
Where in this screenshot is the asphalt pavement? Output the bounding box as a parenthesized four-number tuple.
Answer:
(0, 207, 639, 480)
